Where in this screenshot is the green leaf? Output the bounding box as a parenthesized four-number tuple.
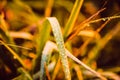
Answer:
(32, 19, 51, 73)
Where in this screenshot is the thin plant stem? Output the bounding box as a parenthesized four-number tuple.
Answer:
(67, 8, 105, 41)
(89, 15, 120, 24)
(0, 40, 26, 68)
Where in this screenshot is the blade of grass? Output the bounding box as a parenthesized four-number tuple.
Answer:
(32, 19, 51, 73)
(65, 48, 107, 80)
(47, 17, 71, 80)
(34, 17, 71, 80)
(0, 12, 8, 33)
(0, 43, 31, 50)
(74, 64, 83, 80)
(10, 31, 33, 40)
(64, 0, 84, 39)
(40, 41, 56, 80)
(44, 0, 54, 17)
(44, 41, 106, 80)
(33, 41, 57, 80)
(55, 0, 86, 22)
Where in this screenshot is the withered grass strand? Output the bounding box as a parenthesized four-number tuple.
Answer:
(0, 40, 26, 69)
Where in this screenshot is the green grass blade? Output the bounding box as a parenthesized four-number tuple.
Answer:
(40, 41, 56, 80)
(47, 17, 71, 80)
(32, 19, 51, 73)
(64, 0, 84, 39)
(33, 17, 71, 80)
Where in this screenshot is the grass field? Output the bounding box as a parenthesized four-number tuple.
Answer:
(0, 0, 120, 80)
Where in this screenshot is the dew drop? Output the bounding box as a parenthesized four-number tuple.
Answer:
(102, 18, 106, 21)
(13, 56, 17, 59)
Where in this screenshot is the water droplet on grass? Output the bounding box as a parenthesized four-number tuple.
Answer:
(102, 18, 106, 21)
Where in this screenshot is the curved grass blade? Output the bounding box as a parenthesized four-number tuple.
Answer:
(33, 17, 71, 80)
(45, 41, 106, 80)
(47, 17, 71, 80)
(32, 19, 51, 73)
(40, 41, 56, 80)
